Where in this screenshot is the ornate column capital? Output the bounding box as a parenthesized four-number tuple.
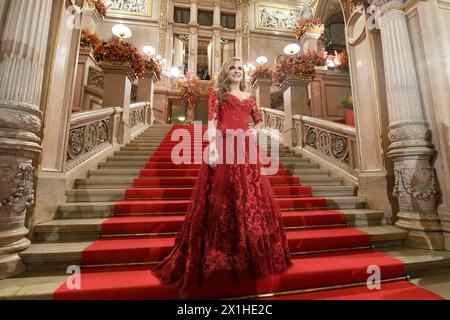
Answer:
(370, 0, 404, 14)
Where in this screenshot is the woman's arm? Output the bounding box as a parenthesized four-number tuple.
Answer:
(250, 97, 264, 135)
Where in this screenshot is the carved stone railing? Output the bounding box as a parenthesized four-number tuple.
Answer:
(271, 90, 284, 110)
(129, 102, 148, 134)
(131, 83, 138, 102)
(260, 107, 285, 132)
(66, 107, 122, 171)
(85, 66, 104, 110)
(294, 115, 359, 177)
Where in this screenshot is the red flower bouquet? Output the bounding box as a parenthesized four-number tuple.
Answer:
(295, 18, 325, 40)
(250, 65, 273, 85)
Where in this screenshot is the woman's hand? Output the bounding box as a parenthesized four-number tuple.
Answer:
(208, 143, 219, 168)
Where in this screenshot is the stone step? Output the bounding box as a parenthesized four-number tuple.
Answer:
(32, 209, 388, 243)
(3, 246, 449, 300)
(281, 162, 319, 169)
(98, 161, 148, 168)
(290, 168, 330, 177)
(107, 155, 153, 161)
(300, 176, 343, 186)
(97, 161, 317, 169)
(20, 226, 407, 270)
(56, 196, 367, 219)
(76, 176, 344, 189)
(121, 146, 160, 151)
(88, 169, 142, 177)
(65, 185, 357, 202)
(115, 151, 155, 156)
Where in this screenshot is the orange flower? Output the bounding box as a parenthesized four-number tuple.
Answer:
(94, 38, 145, 79)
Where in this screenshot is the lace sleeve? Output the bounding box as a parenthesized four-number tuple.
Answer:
(208, 91, 219, 121)
(250, 98, 263, 125)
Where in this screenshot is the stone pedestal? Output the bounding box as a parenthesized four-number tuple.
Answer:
(280, 78, 310, 147)
(253, 79, 272, 110)
(137, 71, 159, 124)
(299, 32, 322, 52)
(73, 47, 101, 112)
(0, 0, 52, 279)
(102, 64, 133, 144)
(375, 0, 444, 249)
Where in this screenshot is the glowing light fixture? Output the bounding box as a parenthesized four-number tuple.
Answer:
(256, 56, 268, 64)
(283, 43, 300, 55)
(178, 116, 186, 122)
(143, 45, 156, 56)
(170, 67, 180, 78)
(112, 24, 132, 39)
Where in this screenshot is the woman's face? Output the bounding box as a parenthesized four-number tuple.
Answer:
(227, 60, 244, 85)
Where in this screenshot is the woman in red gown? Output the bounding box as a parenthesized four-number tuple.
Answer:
(152, 57, 292, 296)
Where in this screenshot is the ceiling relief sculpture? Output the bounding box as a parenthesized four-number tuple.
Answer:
(255, 2, 303, 32)
(104, 0, 153, 16)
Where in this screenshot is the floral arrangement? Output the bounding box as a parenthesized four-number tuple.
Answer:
(201, 78, 216, 96)
(177, 72, 201, 109)
(336, 51, 349, 71)
(339, 96, 353, 110)
(85, 0, 108, 19)
(295, 18, 325, 40)
(342, 0, 365, 13)
(303, 49, 327, 67)
(80, 29, 101, 49)
(250, 65, 273, 85)
(272, 53, 316, 86)
(94, 38, 145, 79)
(143, 56, 163, 79)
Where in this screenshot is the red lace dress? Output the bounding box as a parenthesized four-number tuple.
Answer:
(152, 92, 292, 294)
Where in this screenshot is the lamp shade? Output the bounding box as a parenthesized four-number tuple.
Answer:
(284, 43, 300, 55)
(112, 24, 132, 39)
(256, 56, 268, 64)
(143, 45, 156, 56)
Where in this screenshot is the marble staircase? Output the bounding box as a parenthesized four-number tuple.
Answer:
(1, 124, 450, 299)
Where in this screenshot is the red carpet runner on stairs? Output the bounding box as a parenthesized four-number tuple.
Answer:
(54, 125, 443, 300)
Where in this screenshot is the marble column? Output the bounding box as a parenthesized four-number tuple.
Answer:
(188, 25, 199, 74)
(375, 0, 444, 249)
(235, 3, 243, 60)
(158, 0, 169, 58)
(240, 0, 250, 64)
(212, 28, 222, 74)
(0, 0, 52, 279)
(212, 0, 222, 73)
(188, 0, 199, 74)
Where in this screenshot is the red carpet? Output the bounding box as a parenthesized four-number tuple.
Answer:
(53, 124, 444, 300)
(260, 280, 445, 300)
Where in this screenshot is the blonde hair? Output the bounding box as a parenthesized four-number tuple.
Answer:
(215, 57, 247, 102)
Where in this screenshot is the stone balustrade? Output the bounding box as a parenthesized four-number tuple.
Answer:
(294, 115, 359, 179)
(260, 107, 285, 132)
(66, 107, 122, 171)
